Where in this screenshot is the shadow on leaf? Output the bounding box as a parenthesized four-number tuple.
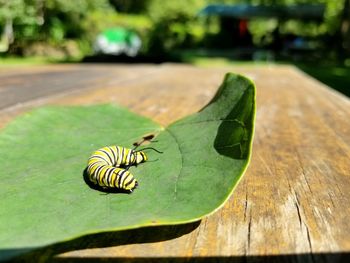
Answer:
(214, 85, 254, 160)
(82, 168, 133, 194)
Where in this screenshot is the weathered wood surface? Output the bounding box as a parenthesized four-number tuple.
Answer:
(1, 64, 349, 262)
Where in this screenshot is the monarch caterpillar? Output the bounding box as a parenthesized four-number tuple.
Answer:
(84, 145, 162, 192)
(87, 146, 148, 192)
(88, 165, 138, 191)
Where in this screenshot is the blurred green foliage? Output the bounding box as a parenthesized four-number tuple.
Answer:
(145, 0, 208, 55)
(0, 0, 348, 59)
(247, 0, 344, 46)
(109, 0, 151, 13)
(0, 0, 114, 58)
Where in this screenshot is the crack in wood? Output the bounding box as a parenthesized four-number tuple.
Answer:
(293, 191, 303, 228)
(247, 212, 252, 254)
(306, 223, 314, 259)
(244, 185, 249, 222)
(293, 190, 314, 256)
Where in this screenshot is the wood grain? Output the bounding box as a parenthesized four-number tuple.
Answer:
(1, 64, 349, 262)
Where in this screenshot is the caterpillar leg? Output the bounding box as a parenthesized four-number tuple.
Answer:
(124, 177, 138, 192)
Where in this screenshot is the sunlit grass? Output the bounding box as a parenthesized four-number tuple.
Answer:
(296, 63, 350, 97)
(0, 56, 80, 67)
(0, 56, 50, 66)
(187, 57, 276, 67)
(175, 48, 278, 67)
(175, 49, 350, 97)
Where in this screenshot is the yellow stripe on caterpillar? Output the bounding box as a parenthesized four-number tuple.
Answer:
(86, 146, 147, 192)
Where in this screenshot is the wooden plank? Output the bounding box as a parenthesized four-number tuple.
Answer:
(1, 64, 349, 262)
(0, 64, 158, 129)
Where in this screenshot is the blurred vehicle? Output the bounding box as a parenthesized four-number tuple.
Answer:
(94, 27, 141, 57)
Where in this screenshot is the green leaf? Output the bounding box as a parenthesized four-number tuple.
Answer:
(0, 73, 255, 254)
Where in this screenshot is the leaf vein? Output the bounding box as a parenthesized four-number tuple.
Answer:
(166, 128, 184, 201)
(174, 118, 245, 126)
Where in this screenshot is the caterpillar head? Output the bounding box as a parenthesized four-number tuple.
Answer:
(135, 151, 147, 164)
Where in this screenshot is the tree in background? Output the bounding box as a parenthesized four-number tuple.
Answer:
(340, 0, 350, 57)
(1, 0, 350, 61)
(0, 0, 112, 56)
(0, 0, 39, 52)
(143, 0, 349, 59)
(146, 0, 208, 55)
(108, 0, 151, 14)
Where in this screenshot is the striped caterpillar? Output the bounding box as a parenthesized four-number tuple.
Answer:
(86, 132, 162, 193)
(87, 146, 147, 192)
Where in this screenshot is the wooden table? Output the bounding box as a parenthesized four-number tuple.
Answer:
(1, 63, 349, 262)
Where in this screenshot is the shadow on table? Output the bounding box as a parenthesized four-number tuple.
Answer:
(44, 252, 350, 263)
(1, 221, 200, 262)
(7, 252, 350, 263)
